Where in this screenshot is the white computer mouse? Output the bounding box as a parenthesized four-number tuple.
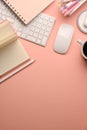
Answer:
(54, 24, 74, 54)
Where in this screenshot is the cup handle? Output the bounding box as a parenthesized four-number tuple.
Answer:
(77, 39, 84, 45)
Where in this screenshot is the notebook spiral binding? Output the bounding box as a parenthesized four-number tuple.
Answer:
(3, 0, 26, 23)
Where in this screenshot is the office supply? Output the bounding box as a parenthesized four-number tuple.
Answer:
(54, 24, 74, 54)
(0, 21, 29, 76)
(3, 0, 54, 24)
(69, 0, 87, 16)
(62, 1, 78, 14)
(58, 0, 87, 16)
(65, 1, 77, 8)
(0, 59, 36, 83)
(0, 1, 55, 46)
(64, 1, 79, 16)
(77, 10, 87, 33)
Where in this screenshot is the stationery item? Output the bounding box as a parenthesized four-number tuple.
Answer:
(0, 59, 36, 83)
(64, 1, 79, 16)
(77, 39, 87, 60)
(77, 10, 87, 34)
(65, 1, 77, 8)
(58, 0, 87, 16)
(0, 21, 29, 76)
(0, 1, 55, 46)
(3, 0, 54, 24)
(54, 24, 74, 54)
(62, 0, 78, 14)
(69, 0, 86, 15)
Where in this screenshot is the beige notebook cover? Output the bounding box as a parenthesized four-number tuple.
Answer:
(0, 21, 29, 76)
(3, 0, 54, 24)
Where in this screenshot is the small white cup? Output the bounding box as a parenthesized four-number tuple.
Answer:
(77, 39, 87, 60)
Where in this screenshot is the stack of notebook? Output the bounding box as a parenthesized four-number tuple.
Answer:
(0, 21, 30, 82)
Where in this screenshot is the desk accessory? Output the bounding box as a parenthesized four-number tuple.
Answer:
(77, 39, 87, 59)
(58, 0, 86, 16)
(0, 21, 30, 81)
(0, 1, 55, 46)
(54, 24, 74, 54)
(69, 0, 86, 16)
(3, 0, 54, 24)
(0, 59, 36, 83)
(77, 10, 87, 33)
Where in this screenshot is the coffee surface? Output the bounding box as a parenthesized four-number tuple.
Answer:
(83, 42, 87, 57)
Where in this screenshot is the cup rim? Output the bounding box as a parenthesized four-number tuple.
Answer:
(81, 41, 87, 59)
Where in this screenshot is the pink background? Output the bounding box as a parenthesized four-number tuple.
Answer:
(0, 1, 87, 130)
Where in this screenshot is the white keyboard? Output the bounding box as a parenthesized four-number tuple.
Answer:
(0, 1, 55, 46)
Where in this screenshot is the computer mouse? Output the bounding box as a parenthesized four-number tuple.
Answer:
(83, 15, 87, 28)
(54, 24, 74, 54)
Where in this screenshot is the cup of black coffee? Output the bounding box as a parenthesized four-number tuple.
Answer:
(77, 39, 87, 59)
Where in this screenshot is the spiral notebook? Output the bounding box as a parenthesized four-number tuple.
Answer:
(3, 0, 54, 24)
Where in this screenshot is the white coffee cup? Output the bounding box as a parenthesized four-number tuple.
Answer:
(77, 39, 87, 60)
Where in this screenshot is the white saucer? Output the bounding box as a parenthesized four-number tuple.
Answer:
(77, 10, 87, 34)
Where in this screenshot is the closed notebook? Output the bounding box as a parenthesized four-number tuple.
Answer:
(0, 21, 29, 76)
(3, 0, 54, 24)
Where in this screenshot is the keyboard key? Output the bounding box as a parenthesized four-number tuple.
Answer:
(2, 16, 6, 20)
(45, 31, 50, 36)
(18, 27, 23, 32)
(41, 25, 46, 30)
(50, 17, 55, 23)
(29, 31, 33, 36)
(49, 22, 54, 27)
(36, 39, 41, 44)
(35, 28, 40, 33)
(2, 10, 6, 15)
(27, 36, 36, 42)
(40, 30, 44, 35)
(38, 34, 43, 39)
(30, 26, 35, 31)
(41, 36, 48, 46)
(37, 23, 41, 28)
(43, 20, 48, 25)
(34, 32, 38, 37)
(21, 33, 27, 38)
(39, 19, 43, 23)
(17, 32, 21, 36)
(0, 9, 2, 13)
(46, 27, 51, 32)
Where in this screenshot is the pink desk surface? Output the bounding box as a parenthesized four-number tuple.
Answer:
(1, 1, 87, 130)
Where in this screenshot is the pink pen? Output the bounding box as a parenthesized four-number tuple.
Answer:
(62, 0, 78, 14)
(69, 0, 87, 15)
(64, 1, 79, 16)
(65, 0, 78, 8)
